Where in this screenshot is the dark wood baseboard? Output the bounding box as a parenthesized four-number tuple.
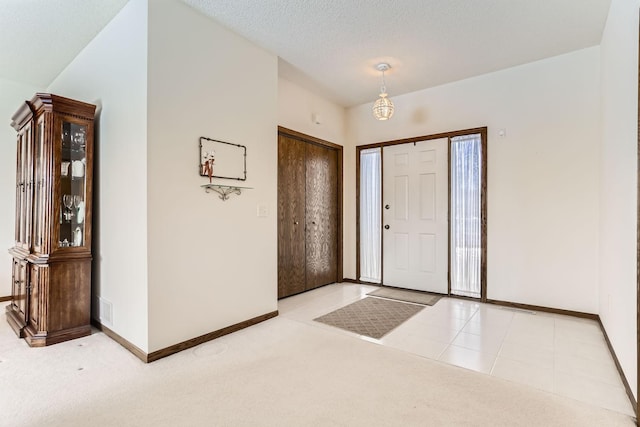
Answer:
(486, 299, 598, 320)
(147, 310, 278, 362)
(91, 319, 148, 362)
(0, 295, 12, 303)
(340, 278, 359, 284)
(596, 316, 637, 416)
(93, 310, 279, 363)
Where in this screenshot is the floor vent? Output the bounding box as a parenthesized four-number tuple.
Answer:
(99, 297, 113, 324)
(498, 306, 537, 315)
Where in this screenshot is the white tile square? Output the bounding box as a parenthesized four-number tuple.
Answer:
(555, 352, 623, 386)
(451, 331, 504, 355)
(491, 357, 554, 393)
(555, 371, 634, 416)
(380, 333, 449, 360)
(419, 311, 470, 331)
(438, 345, 496, 374)
(462, 320, 510, 339)
(497, 341, 554, 369)
(468, 307, 515, 325)
(503, 313, 554, 349)
(555, 322, 605, 346)
(554, 336, 613, 362)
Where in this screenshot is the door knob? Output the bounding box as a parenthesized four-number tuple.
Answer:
(294, 221, 299, 225)
(385, 204, 390, 210)
(384, 224, 390, 230)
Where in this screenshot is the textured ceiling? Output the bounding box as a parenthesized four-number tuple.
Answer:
(0, 0, 129, 88)
(184, 0, 612, 106)
(1, 0, 611, 107)
(0, 0, 128, 89)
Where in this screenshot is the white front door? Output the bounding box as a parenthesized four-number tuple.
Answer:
(382, 139, 448, 293)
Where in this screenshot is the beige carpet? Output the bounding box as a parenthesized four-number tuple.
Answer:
(313, 297, 424, 339)
(368, 287, 443, 306)
(0, 302, 635, 427)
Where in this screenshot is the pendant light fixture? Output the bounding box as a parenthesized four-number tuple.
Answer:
(372, 63, 394, 121)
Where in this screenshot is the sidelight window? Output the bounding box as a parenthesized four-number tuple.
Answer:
(450, 134, 482, 298)
(359, 148, 381, 283)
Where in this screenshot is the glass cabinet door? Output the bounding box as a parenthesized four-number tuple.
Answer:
(24, 123, 33, 250)
(15, 125, 31, 249)
(58, 120, 87, 248)
(33, 117, 45, 252)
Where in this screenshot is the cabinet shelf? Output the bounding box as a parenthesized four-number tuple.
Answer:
(201, 184, 251, 201)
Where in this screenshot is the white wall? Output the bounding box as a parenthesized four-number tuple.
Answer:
(147, 0, 278, 352)
(599, 0, 639, 398)
(278, 77, 346, 145)
(347, 47, 601, 313)
(47, 0, 149, 351)
(0, 78, 40, 297)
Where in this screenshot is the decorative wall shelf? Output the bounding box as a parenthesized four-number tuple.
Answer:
(201, 184, 252, 201)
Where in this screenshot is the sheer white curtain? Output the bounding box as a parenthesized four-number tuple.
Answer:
(360, 148, 381, 283)
(450, 134, 482, 298)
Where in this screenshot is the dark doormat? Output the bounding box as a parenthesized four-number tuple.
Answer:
(313, 297, 424, 339)
(367, 287, 443, 306)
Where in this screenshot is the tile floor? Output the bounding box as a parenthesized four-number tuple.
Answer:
(278, 282, 635, 417)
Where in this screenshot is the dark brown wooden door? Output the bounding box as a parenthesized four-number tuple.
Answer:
(305, 143, 338, 290)
(278, 135, 306, 298)
(278, 131, 340, 298)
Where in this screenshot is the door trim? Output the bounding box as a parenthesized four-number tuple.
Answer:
(277, 126, 343, 285)
(636, 10, 640, 416)
(356, 127, 487, 301)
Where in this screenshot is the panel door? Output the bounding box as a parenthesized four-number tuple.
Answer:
(382, 139, 448, 293)
(11, 259, 29, 325)
(277, 135, 306, 298)
(305, 143, 339, 290)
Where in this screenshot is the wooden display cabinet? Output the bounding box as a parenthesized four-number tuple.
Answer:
(6, 93, 96, 346)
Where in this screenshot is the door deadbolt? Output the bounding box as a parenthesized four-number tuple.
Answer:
(385, 204, 390, 210)
(384, 224, 390, 230)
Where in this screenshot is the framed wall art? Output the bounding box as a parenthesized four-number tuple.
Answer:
(199, 136, 247, 182)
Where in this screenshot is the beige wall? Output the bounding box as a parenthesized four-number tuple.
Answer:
(47, 0, 149, 351)
(146, 0, 278, 352)
(347, 47, 602, 314)
(599, 0, 639, 398)
(277, 77, 347, 146)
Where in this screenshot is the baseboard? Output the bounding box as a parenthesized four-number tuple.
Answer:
(486, 299, 598, 320)
(0, 295, 11, 303)
(596, 316, 637, 416)
(341, 278, 359, 284)
(91, 320, 148, 362)
(93, 310, 278, 363)
(147, 310, 278, 362)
